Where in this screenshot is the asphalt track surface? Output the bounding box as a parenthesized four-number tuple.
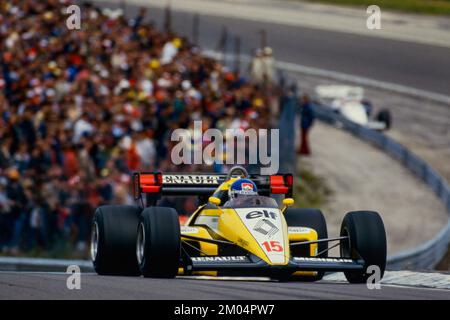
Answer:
(95, 1, 450, 97)
(0, 272, 449, 300)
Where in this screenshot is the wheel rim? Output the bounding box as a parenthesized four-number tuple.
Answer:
(136, 223, 145, 265)
(90, 222, 99, 261)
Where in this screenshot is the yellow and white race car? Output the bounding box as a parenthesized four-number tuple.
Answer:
(91, 166, 387, 283)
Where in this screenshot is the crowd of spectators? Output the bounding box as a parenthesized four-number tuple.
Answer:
(0, 1, 276, 256)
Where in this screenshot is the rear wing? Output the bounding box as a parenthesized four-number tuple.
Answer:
(132, 172, 293, 203)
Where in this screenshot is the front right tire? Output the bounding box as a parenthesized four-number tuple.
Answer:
(340, 211, 387, 283)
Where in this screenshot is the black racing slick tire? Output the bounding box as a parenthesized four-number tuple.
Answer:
(91, 205, 141, 276)
(340, 211, 387, 283)
(376, 109, 392, 130)
(283, 208, 328, 281)
(137, 207, 181, 278)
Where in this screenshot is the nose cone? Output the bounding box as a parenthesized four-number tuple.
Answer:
(218, 208, 290, 265)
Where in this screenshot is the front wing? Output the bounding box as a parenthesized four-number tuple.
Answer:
(182, 254, 364, 274)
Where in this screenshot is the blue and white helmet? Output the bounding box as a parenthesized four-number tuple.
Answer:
(229, 179, 258, 199)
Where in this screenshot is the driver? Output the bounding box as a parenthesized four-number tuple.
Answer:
(228, 178, 258, 200)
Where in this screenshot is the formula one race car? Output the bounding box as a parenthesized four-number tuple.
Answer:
(90, 166, 387, 283)
(315, 85, 392, 130)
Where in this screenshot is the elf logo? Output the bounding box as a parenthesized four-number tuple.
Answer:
(246, 210, 277, 220)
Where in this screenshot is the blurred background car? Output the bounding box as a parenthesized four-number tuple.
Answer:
(315, 85, 392, 130)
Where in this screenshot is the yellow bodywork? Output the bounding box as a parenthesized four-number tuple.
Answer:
(178, 177, 319, 277)
(217, 208, 289, 265)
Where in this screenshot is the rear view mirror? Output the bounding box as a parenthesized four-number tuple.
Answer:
(209, 197, 221, 206)
(283, 198, 294, 207)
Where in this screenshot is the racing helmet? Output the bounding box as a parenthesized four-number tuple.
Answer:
(228, 179, 258, 200)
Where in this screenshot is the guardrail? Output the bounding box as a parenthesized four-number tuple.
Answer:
(313, 103, 450, 270)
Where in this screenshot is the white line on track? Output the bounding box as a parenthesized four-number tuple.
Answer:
(203, 50, 450, 106)
(324, 271, 450, 291)
(379, 283, 450, 293)
(178, 274, 450, 293)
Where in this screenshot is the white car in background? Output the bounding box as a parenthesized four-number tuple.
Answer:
(314, 85, 391, 130)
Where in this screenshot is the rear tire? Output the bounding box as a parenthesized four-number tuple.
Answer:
(376, 109, 392, 130)
(282, 208, 328, 281)
(137, 207, 181, 278)
(91, 205, 141, 276)
(340, 211, 387, 283)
